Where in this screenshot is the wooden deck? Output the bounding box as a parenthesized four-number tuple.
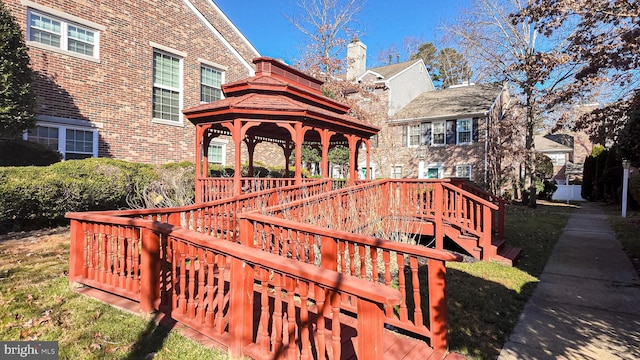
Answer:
(75, 285, 437, 359)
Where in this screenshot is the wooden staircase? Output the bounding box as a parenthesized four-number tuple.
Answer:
(442, 215, 521, 266)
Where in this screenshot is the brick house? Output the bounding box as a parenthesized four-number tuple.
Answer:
(6, 0, 258, 163)
(347, 41, 511, 182)
(386, 83, 510, 182)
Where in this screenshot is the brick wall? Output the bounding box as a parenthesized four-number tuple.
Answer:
(6, 0, 258, 164)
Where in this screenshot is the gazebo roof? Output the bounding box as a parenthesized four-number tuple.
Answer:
(183, 57, 380, 142)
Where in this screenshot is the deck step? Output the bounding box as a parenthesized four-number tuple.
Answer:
(493, 245, 522, 266)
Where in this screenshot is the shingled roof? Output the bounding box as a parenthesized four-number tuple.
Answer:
(391, 83, 504, 121)
(366, 60, 422, 80)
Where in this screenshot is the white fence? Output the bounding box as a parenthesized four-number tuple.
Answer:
(552, 185, 586, 202)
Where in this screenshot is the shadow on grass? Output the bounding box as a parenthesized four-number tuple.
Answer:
(446, 267, 537, 359)
(124, 315, 177, 360)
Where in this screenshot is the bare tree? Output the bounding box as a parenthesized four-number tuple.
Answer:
(289, 0, 366, 81)
(442, 0, 578, 207)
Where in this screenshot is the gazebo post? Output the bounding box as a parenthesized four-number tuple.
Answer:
(245, 135, 257, 177)
(294, 122, 304, 182)
(202, 126, 215, 179)
(232, 118, 242, 196)
(347, 135, 359, 182)
(282, 141, 293, 178)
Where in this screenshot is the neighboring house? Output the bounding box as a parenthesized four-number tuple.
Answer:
(386, 83, 510, 182)
(346, 40, 510, 182)
(348, 40, 435, 117)
(535, 132, 594, 184)
(7, 0, 258, 163)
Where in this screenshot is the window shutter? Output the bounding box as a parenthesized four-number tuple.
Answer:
(421, 122, 432, 145)
(402, 126, 407, 146)
(446, 120, 457, 144)
(473, 118, 479, 142)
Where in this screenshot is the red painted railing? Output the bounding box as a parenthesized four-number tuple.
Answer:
(238, 214, 459, 353)
(195, 177, 321, 203)
(93, 179, 331, 241)
(449, 178, 506, 241)
(67, 178, 503, 358)
(67, 214, 400, 360)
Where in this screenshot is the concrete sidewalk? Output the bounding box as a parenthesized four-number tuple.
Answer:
(499, 202, 640, 360)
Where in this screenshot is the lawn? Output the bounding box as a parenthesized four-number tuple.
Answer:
(446, 201, 576, 359)
(602, 203, 640, 273)
(0, 228, 228, 360)
(0, 201, 576, 360)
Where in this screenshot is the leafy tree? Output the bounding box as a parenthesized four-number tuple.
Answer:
(618, 111, 640, 167)
(436, 48, 473, 87)
(535, 153, 553, 179)
(301, 144, 321, 174)
(0, 1, 35, 138)
(328, 145, 350, 177)
(581, 154, 595, 200)
(409, 42, 438, 77)
(518, 0, 640, 145)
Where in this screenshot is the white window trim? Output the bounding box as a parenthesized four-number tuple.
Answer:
(455, 164, 472, 179)
(456, 118, 473, 145)
(151, 47, 184, 127)
(199, 63, 226, 104)
(208, 140, 227, 166)
(407, 124, 421, 148)
(431, 121, 446, 146)
(25, 7, 101, 62)
(24, 120, 99, 160)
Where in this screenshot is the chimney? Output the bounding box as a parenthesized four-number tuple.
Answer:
(396, 54, 400, 63)
(388, 54, 392, 65)
(347, 39, 366, 81)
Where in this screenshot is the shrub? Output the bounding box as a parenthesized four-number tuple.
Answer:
(0, 139, 61, 166)
(127, 162, 195, 209)
(0, 158, 156, 232)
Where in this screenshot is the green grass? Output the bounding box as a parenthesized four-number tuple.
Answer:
(602, 203, 640, 261)
(446, 201, 576, 359)
(0, 228, 228, 360)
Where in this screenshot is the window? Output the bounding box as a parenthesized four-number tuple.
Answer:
(27, 10, 99, 59)
(200, 66, 223, 103)
(26, 123, 97, 160)
(457, 119, 472, 144)
(432, 121, 445, 145)
(28, 125, 59, 151)
(208, 141, 225, 165)
(408, 124, 421, 147)
(426, 168, 441, 179)
(456, 165, 472, 179)
(153, 50, 182, 122)
(390, 165, 402, 179)
(65, 129, 94, 159)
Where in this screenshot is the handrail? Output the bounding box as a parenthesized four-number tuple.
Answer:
(442, 182, 499, 211)
(169, 226, 401, 305)
(93, 178, 331, 218)
(240, 212, 462, 263)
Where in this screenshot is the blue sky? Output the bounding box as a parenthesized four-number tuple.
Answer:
(214, 0, 470, 67)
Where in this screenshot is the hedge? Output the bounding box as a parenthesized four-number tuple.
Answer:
(0, 158, 158, 232)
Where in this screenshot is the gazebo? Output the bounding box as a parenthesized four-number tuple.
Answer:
(183, 57, 380, 202)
